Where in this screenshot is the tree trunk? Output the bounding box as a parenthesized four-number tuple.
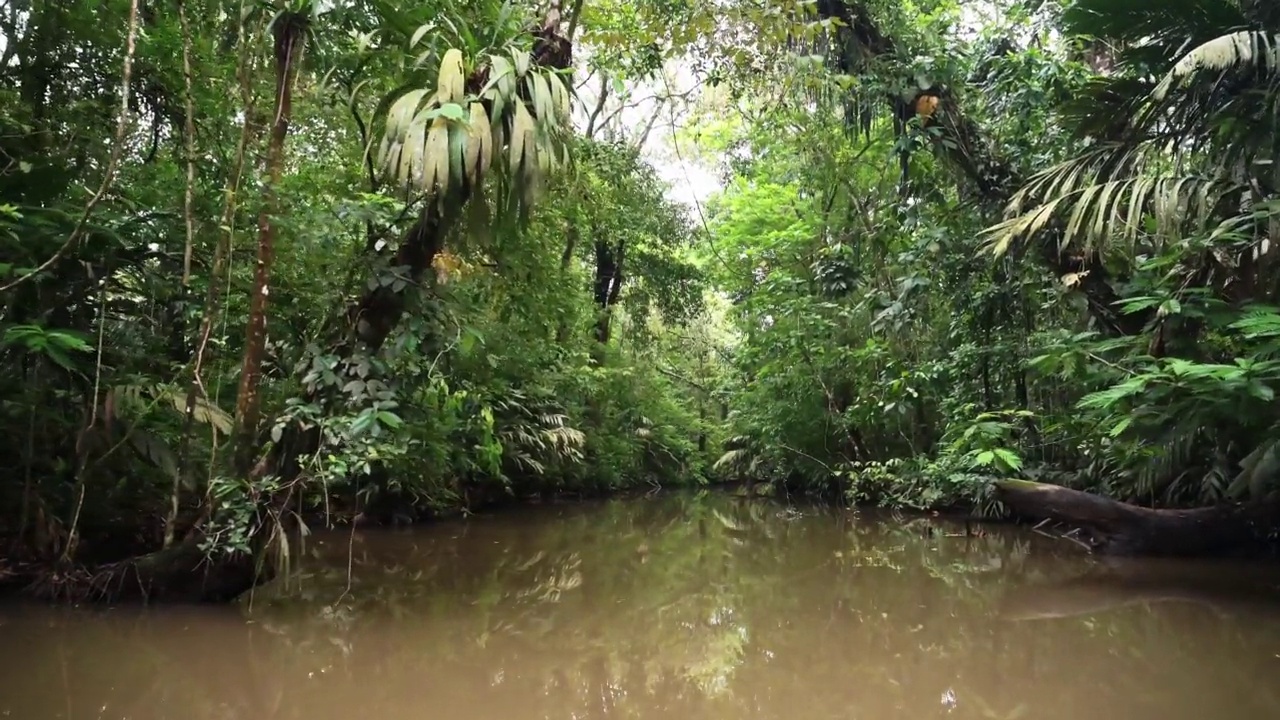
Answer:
(21, 534, 260, 603)
(554, 221, 580, 344)
(994, 479, 1280, 556)
(592, 237, 624, 346)
(348, 192, 465, 350)
(234, 15, 307, 472)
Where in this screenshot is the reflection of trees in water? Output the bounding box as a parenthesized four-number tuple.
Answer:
(3, 493, 1280, 720)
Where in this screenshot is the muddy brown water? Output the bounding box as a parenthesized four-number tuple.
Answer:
(3, 492, 1280, 720)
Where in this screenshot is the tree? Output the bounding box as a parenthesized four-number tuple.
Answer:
(235, 2, 316, 473)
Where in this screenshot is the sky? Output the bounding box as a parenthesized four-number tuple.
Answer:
(568, 47, 724, 213)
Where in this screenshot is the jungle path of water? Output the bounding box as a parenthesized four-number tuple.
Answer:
(4, 491, 1280, 720)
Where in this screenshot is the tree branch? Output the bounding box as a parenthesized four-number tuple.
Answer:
(656, 365, 708, 392)
(585, 71, 609, 138)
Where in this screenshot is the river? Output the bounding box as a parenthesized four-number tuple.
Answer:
(2, 491, 1280, 719)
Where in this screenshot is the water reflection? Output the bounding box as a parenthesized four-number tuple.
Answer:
(2, 492, 1280, 720)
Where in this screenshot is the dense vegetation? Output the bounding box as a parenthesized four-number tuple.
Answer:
(3, 0, 1280, 598)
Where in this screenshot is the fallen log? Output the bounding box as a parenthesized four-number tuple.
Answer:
(993, 479, 1280, 557)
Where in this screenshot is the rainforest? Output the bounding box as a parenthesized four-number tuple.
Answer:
(3, 0, 1280, 603)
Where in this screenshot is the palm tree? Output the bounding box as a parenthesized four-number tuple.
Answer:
(986, 0, 1280, 285)
(352, 2, 576, 350)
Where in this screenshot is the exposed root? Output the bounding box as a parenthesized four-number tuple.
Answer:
(23, 565, 97, 603)
(15, 537, 262, 604)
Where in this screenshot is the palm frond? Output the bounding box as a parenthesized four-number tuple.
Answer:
(1140, 31, 1280, 143)
(1154, 31, 1280, 100)
(495, 399, 585, 475)
(1057, 76, 1155, 140)
(377, 45, 573, 205)
(713, 448, 753, 473)
(988, 27, 1279, 258)
(985, 139, 1244, 256)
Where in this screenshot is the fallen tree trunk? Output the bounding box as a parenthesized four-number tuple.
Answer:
(994, 479, 1280, 557)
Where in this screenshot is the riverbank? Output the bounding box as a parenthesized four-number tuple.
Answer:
(0, 480, 985, 604)
(8, 475, 1280, 605)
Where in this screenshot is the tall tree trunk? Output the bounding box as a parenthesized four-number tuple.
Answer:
(554, 221, 580, 344)
(166, 0, 200, 549)
(233, 15, 307, 473)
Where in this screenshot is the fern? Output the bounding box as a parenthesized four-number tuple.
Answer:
(713, 448, 753, 473)
(493, 392, 585, 476)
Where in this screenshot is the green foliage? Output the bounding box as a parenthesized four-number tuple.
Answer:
(0, 0, 722, 574)
(6, 0, 1280, 581)
(689, 0, 1280, 519)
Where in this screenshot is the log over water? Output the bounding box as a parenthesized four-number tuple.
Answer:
(994, 479, 1280, 557)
